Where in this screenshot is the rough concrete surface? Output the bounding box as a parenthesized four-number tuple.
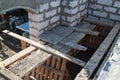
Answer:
(97, 36, 120, 80)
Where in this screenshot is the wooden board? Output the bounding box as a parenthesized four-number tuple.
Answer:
(61, 41, 87, 51)
(3, 30, 86, 67)
(39, 26, 74, 44)
(83, 18, 115, 27)
(9, 49, 51, 77)
(77, 23, 94, 29)
(0, 68, 22, 80)
(75, 22, 120, 80)
(62, 31, 85, 43)
(0, 46, 36, 67)
(74, 27, 99, 36)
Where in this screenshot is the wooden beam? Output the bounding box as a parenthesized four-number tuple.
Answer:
(9, 50, 51, 77)
(0, 68, 22, 80)
(61, 41, 87, 51)
(3, 30, 86, 67)
(74, 27, 99, 36)
(75, 22, 120, 80)
(0, 46, 36, 67)
(83, 18, 115, 27)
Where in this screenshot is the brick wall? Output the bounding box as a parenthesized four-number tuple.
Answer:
(61, 0, 88, 26)
(28, 0, 61, 41)
(88, 0, 120, 22)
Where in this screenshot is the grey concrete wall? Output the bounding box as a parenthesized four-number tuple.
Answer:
(88, 0, 120, 22)
(0, 0, 56, 11)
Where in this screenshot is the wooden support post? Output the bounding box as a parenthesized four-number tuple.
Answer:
(3, 30, 86, 67)
(21, 40, 27, 50)
(75, 22, 120, 80)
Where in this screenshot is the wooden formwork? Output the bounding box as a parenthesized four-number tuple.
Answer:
(23, 56, 67, 80)
(0, 29, 86, 80)
(0, 18, 119, 80)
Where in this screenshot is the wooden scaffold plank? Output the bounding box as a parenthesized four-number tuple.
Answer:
(75, 22, 120, 80)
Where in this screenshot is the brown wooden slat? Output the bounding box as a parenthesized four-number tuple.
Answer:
(44, 58, 51, 80)
(54, 57, 62, 80)
(0, 46, 36, 67)
(61, 41, 87, 51)
(49, 57, 56, 80)
(58, 59, 67, 80)
(83, 18, 114, 27)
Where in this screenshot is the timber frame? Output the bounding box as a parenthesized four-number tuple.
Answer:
(0, 20, 119, 80)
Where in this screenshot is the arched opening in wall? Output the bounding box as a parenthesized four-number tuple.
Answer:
(5, 8, 29, 36)
(0, 8, 30, 60)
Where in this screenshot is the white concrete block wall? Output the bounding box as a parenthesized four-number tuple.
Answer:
(61, 0, 88, 26)
(39, 3, 49, 12)
(97, 0, 113, 6)
(93, 11, 107, 18)
(28, 0, 120, 41)
(45, 9, 57, 18)
(28, 0, 61, 41)
(89, 0, 120, 22)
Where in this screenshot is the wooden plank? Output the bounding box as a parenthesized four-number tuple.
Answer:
(83, 18, 115, 27)
(0, 46, 36, 67)
(59, 59, 67, 80)
(75, 22, 120, 80)
(39, 65, 45, 80)
(43, 57, 51, 80)
(78, 23, 91, 29)
(70, 24, 98, 36)
(35, 66, 40, 79)
(61, 41, 87, 51)
(62, 31, 85, 43)
(49, 57, 56, 80)
(54, 57, 62, 80)
(39, 26, 74, 44)
(0, 68, 22, 80)
(3, 30, 86, 67)
(74, 27, 99, 36)
(9, 49, 51, 77)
